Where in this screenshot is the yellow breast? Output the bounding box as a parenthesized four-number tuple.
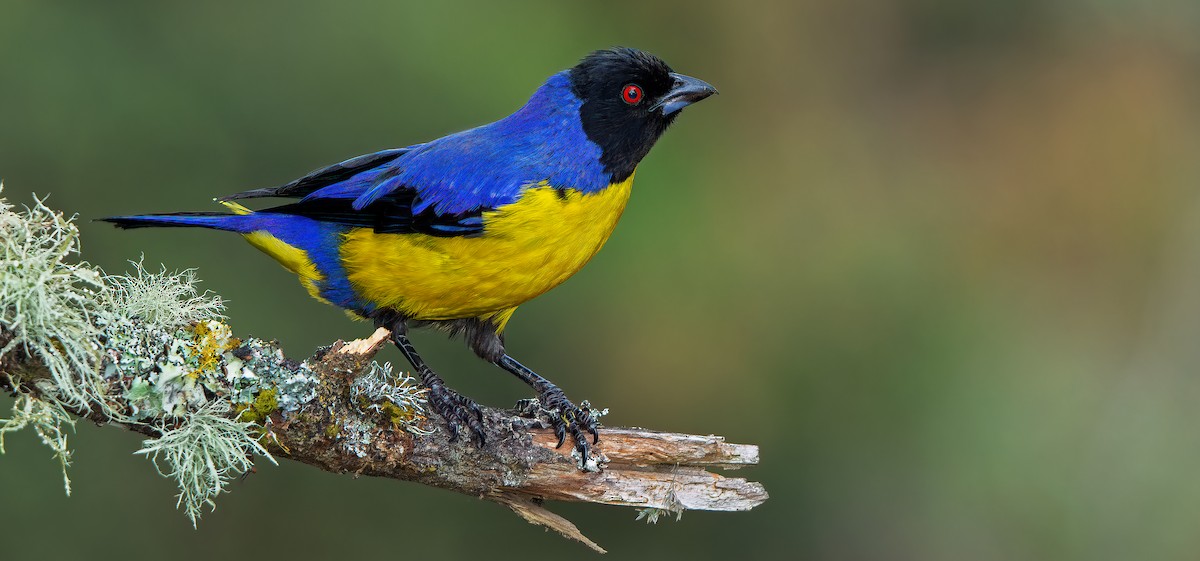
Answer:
(339, 174, 635, 324)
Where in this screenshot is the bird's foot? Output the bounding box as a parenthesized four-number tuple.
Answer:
(425, 381, 487, 446)
(516, 389, 601, 467)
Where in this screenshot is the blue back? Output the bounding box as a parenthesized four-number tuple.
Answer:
(303, 71, 612, 215)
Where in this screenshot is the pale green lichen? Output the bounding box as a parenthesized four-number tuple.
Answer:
(100, 318, 240, 420)
(0, 186, 108, 414)
(635, 507, 684, 524)
(135, 401, 276, 527)
(0, 378, 76, 495)
(329, 361, 431, 457)
(104, 258, 224, 328)
(351, 361, 430, 432)
(0, 189, 287, 526)
(222, 337, 318, 412)
(99, 323, 308, 522)
(334, 415, 377, 458)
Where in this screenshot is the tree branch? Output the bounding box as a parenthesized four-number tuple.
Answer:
(1, 325, 767, 552)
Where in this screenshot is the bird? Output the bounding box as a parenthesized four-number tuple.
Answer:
(103, 47, 716, 463)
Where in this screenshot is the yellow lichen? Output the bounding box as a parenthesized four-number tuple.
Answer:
(379, 401, 417, 428)
(187, 321, 242, 380)
(234, 389, 279, 425)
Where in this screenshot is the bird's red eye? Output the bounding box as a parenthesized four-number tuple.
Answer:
(622, 84, 643, 105)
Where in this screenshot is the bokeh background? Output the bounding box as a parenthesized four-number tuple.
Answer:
(2, 0, 1199, 559)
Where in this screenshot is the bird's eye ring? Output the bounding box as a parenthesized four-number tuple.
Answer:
(621, 84, 643, 105)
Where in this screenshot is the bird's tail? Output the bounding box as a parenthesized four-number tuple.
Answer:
(100, 202, 256, 232)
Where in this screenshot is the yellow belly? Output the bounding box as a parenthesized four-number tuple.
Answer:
(339, 175, 634, 324)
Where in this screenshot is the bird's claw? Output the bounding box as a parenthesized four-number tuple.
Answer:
(536, 391, 600, 465)
(426, 382, 486, 447)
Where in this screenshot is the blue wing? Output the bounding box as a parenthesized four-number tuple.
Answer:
(217, 144, 492, 237)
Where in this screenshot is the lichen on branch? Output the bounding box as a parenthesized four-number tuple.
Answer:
(0, 186, 107, 413)
(0, 187, 427, 523)
(0, 383, 75, 494)
(135, 401, 275, 526)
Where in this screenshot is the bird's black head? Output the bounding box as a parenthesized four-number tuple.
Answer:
(569, 47, 717, 183)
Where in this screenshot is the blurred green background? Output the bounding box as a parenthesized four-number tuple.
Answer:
(2, 0, 1199, 559)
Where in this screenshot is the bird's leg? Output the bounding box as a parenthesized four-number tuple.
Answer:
(456, 317, 598, 463)
(389, 327, 486, 445)
(497, 354, 599, 461)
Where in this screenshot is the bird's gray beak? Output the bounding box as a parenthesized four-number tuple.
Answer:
(651, 72, 718, 116)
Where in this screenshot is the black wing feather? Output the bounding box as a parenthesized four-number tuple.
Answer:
(217, 145, 483, 236)
(263, 191, 484, 237)
(218, 147, 413, 201)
